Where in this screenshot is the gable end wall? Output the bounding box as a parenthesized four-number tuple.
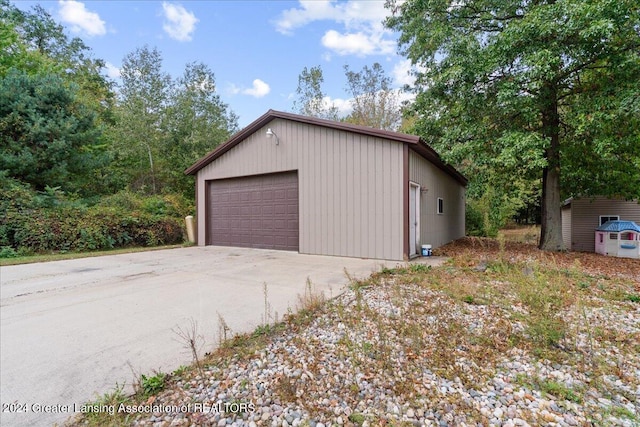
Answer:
(569, 197, 640, 252)
(195, 118, 405, 260)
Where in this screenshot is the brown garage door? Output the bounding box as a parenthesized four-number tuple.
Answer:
(207, 171, 299, 251)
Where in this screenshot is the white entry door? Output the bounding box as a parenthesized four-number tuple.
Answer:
(409, 182, 421, 256)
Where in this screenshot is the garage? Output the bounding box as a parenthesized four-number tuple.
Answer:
(207, 171, 299, 250)
(187, 110, 466, 260)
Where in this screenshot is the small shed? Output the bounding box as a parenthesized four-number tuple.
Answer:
(185, 110, 467, 261)
(595, 221, 640, 259)
(562, 197, 640, 252)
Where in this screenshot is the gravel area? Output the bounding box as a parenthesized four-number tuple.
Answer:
(117, 256, 639, 427)
(68, 244, 639, 427)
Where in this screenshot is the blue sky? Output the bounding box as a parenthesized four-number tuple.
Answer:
(12, 0, 416, 127)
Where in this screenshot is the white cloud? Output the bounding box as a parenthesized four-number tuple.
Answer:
(275, 0, 388, 34)
(162, 2, 198, 42)
(58, 0, 106, 37)
(323, 96, 353, 116)
(392, 59, 428, 87)
(274, 0, 395, 58)
(392, 59, 414, 86)
(322, 29, 395, 57)
(105, 62, 121, 79)
(243, 79, 271, 98)
(228, 79, 271, 98)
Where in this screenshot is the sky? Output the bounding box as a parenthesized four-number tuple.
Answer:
(12, 0, 416, 128)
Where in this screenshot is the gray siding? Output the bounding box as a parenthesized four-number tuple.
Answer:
(567, 197, 640, 252)
(409, 150, 465, 248)
(195, 119, 405, 260)
(561, 205, 572, 250)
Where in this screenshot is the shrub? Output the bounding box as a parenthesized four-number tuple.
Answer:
(1, 183, 188, 254)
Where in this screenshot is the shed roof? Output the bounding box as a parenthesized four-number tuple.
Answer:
(596, 220, 640, 232)
(184, 109, 467, 186)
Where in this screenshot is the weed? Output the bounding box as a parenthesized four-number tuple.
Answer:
(172, 319, 205, 376)
(172, 365, 189, 377)
(607, 405, 637, 420)
(262, 281, 272, 326)
(380, 266, 397, 275)
(217, 312, 232, 345)
(274, 375, 297, 402)
(625, 294, 640, 303)
(74, 383, 132, 426)
(538, 379, 582, 403)
(348, 412, 366, 425)
(409, 263, 431, 273)
(140, 372, 166, 396)
(297, 278, 326, 314)
(252, 323, 273, 337)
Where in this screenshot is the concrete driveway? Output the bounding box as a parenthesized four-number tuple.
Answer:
(0, 246, 396, 426)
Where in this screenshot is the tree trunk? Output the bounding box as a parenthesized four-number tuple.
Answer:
(539, 83, 564, 251)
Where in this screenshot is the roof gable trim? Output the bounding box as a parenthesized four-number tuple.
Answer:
(184, 109, 467, 186)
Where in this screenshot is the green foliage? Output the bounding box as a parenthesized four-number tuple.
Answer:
(386, 0, 640, 249)
(140, 373, 166, 396)
(343, 63, 402, 130)
(293, 65, 339, 120)
(0, 179, 187, 254)
(110, 47, 236, 197)
(0, 69, 106, 194)
(0, 246, 18, 258)
(626, 294, 640, 304)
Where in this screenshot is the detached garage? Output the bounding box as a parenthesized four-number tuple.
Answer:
(185, 110, 467, 261)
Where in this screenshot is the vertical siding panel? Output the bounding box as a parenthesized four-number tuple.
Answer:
(330, 128, 337, 255)
(382, 142, 392, 259)
(392, 146, 402, 257)
(562, 206, 571, 250)
(336, 130, 342, 255)
(570, 197, 640, 252)
(309, 125, 317, 254)
(328, 128, 333, 254)
(361, 136, 368, 257)
(352, 134, 361, 257)
(304, 125, 311, 254)
(408, 150, 465, 249)
(375, 139, 384, 258)
(321, 128, 328, 255)
(346, 135, 353, 256)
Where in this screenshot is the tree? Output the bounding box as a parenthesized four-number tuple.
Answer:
(343, 63, 402, 130)
(0, 70, 102, 192)
(0, 1, 114, 123)
(293, 65, 339, 120)
(165, 62, 238, 196)
(114, 46, 172, 193)
(386, 0, 640, 250)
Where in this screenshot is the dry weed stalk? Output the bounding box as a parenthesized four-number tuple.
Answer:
(172, 319, 205, 376)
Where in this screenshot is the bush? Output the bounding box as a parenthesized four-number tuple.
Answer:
(1, 183, 189, 254)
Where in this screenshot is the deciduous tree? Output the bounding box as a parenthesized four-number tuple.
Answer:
(386, 0, 640, 250)
(293, 65, 339, 120)
(344, 63, 402, 130)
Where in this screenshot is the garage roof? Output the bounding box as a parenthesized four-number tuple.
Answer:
(185, 109, 467, 186)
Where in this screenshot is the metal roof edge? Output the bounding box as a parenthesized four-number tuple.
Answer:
(185, 110, 467, 187)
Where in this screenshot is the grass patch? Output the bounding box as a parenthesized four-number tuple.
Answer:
(72, 384, 134, 426)
(0, 244, 187, 266)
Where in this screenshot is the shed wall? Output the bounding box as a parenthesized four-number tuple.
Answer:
(408, 150, 465, 248)
(561, 205, 572, 249)
(568, 197, 640, 252)
(195, 119, 405, 260)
